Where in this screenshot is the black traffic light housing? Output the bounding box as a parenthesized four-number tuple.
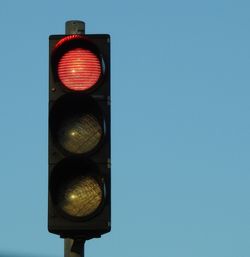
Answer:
(48, 26, 111, 240)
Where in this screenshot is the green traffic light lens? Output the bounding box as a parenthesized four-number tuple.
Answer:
(58, 175, 103, 218)
(57, 113, 102, 154)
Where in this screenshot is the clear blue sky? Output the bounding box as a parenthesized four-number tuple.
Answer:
(0, 1, 250, 257)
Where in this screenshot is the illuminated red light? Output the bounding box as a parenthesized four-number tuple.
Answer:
(58, 48, 102, 91)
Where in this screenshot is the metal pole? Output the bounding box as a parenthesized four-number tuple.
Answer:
(65, 20, 85, 35)
(64, 239, 85, 257)
(64, 20, 86, 257)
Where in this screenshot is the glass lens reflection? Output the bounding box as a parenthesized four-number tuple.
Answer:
(58, 175, 102, 218)
(58, 113, 102, 154)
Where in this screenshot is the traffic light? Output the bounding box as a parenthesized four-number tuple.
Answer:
(48, 24, 111, 240)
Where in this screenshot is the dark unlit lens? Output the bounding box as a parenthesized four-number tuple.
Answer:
(58, 113, 102, 154)
(58, 176, 102, 218)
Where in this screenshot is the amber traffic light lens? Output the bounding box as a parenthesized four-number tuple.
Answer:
(57, 113, 102, 154)
(58, 175, 103, 218)
(58, 48, 102, 91)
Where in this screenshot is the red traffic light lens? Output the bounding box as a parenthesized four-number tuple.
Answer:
(58, 48, 102, 91)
